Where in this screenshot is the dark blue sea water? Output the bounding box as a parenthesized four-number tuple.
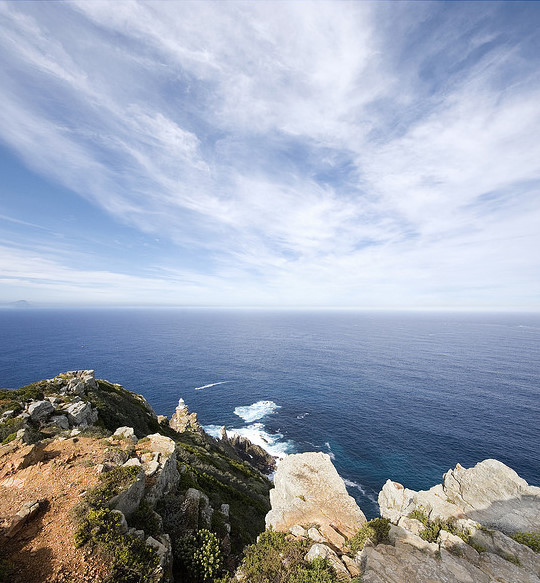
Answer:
(1, 308, 539, 518)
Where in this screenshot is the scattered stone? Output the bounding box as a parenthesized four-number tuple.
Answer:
(123, 458, 142, 468)
(6, 499, 46, 538)
(305, 544, 351, 581)
(220, 503, 230, 519)
(144, 459, 160, 477)
(66, 402, 98, 427)
(113, 426, 137, 443)
(157, 415, 168, 425)
(50, 415, 70, 430)
(290, 524, 307, 538)
(307, 526, 326, 542)
(1, 409, 15, 421)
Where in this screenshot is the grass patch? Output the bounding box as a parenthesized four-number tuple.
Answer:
(346, 518, 391, 554)
(512, 532, 540, 553)
(407, 507, 470, 544)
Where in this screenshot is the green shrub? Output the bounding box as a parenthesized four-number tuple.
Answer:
(74, 505, 158, 582)
(174, 529, 223, 582)
(407, 507, 470, 544)
(346, 518, 391, 553)
(130, 501, 161, 538)
(84, 465, 141, 508)
(289, 557, 337, 583)
(72, 465, 158, 583)
(512, 532, 540, 553)
(239, 529, 310, 583)
(0, 417, 25, 443)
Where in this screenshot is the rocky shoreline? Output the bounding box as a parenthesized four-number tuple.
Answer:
(1, 371, 539, 582)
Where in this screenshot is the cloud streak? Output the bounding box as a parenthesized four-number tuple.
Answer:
(0, 0, 539, 308)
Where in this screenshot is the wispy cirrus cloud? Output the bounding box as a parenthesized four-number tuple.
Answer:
(0, 1, 539, 308)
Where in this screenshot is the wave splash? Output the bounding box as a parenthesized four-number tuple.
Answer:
(204, 422, 293, 459)
(234, 400, 280, 423)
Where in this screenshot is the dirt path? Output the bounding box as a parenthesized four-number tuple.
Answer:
(0, 436, 112, 582)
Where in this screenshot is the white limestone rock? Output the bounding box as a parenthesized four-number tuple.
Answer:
(290, 524, 307, 538)
(143, 434, 179, 506)
(113, 426, 137, 443)
(66, 401, 98, 427)
(443, 459, 540, 533)
(28, 400, 54, 423)
(266, 452, 366, 541)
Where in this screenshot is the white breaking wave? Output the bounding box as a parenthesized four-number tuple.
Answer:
(344, 478, 379, 505)
(234, 400, 280, 422)
(325, 441, 336, 461)
(203, 422, 293, 459)
(296, 412, 309, 419)
(194, 381, 230, 391)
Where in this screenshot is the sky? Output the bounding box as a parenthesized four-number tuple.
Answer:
(1, 1, 539, 309)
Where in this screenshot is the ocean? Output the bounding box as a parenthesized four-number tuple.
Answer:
(1, 308, 539, 518)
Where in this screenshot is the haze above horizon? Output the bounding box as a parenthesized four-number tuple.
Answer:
(1, 1, 539, 309)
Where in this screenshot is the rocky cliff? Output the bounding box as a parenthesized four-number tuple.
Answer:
(0, 371, 272, 583)
(263, 454, 540, 583)
(1, 372, 539, 583)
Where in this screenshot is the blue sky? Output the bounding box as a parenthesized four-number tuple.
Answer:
(1, 1, 539, 309)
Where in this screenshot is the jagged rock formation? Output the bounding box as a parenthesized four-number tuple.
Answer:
(266, 452, 367, 541)
(363, 459, 540, 583)
(220, 428, 277, 474)
(266, 455, 540, 583)
(169, 398, 201, 433)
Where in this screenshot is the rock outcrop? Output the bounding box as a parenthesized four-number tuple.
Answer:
(226, 431, 277, 474)
(266, 452, 366, 540)
(169, 398, 201, 433)
(379, 459, 540, 535)
(366, 460, 540, 583)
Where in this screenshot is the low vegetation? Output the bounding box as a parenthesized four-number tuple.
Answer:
(72, 465, 159, 583)
(512, 532, 540, 553)
(346, 518, 391, 553)
(238, 529, 337, 583)
(407, 507, 470, 544)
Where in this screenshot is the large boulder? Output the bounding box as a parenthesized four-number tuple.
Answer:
(266, 452, 366, 542)
(443, 459, 540, 534)
(28, 400, 54, 423)
(373, 459, 540, 583)
(379, 459, 540, 535)
(66, 401, 98, 427)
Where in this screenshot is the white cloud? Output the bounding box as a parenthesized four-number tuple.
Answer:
(0, 1, 539, 307)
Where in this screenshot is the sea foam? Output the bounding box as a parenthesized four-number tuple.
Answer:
(234, 400, 280, 422)
(203, 421, 293, 459)
(194, 381, 230, 390)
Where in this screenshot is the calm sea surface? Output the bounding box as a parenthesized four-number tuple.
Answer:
(1, 308, 539, 518)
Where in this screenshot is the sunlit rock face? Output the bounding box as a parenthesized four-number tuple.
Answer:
(266, 451, 367, 541)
